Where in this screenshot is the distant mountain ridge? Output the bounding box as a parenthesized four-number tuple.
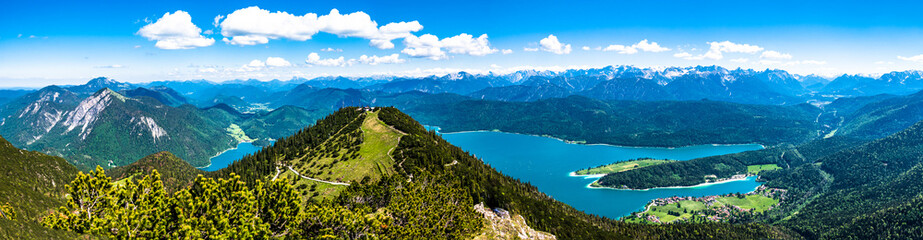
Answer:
(15, 66, 923, 110)
(0, 87, 239, 169)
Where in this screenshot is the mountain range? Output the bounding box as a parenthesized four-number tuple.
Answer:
(4, 66, 923, 238)
(5, 66, 923, 170)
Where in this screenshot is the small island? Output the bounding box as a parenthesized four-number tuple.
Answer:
(572, 158, 676, 176)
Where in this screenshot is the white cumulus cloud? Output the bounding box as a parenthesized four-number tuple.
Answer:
(604, 39, 670, 54)
(538, 34, 571, 54)
(303, 53, 406, 66)
(248, 59, 266, 67)
(305, 52, 348, 67)
(603, 44, 637, 54)
(402, 34, 446, 60)
(266, 57, 292, 67)
(702, 41, 763, 60)
(137, 11, 215, 49)
(501, 49, 513, 54)
(441, 34, 497, 56)
(218, 7, 422, 49)
(355, 54, 405, 65)
(898, 54, 923, 63)
(401, 33, 497, 60)
(634, 40, 671, 52)
(760, 50, 792, 60)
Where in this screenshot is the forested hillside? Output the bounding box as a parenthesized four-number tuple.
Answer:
(779, 121, 923, 239)
(26, 107, 799, 239)
(595, 118, 923, 239)
(207, 107, 795, 239)
(0, 135, 94, 239)
(106, 151, 204, 192)
(403, 96, 824, 147)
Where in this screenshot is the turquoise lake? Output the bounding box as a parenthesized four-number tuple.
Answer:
(438, 130, 765, 219)
(200, 142, 265, 172)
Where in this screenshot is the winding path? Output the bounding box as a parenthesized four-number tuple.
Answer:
(286, 165, 350, 186)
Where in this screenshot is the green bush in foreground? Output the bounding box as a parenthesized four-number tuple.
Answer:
(42, 166, 301, 239)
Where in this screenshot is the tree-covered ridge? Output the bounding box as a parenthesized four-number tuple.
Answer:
(776, 120, 923, 239)
(834, 90, 923, 140)
(823, 195, 923, 239)
(143, 106, 793, 239)
(594, 135, 863, 189)
(403, 96, 824, 147)
(106, 151, 204, 192)
(238, 105, 326, 145)
(595, 148, 780, 189)
(210, 107, 367, 184)
(594, 118, 923, 239)
(0, 134, 98, 239)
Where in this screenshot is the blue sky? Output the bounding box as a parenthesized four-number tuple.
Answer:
(3, 0, 923, 87)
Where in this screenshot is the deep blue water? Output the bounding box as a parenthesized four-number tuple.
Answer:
(438, 130, 765, 219)
(199, 142, 264, 172)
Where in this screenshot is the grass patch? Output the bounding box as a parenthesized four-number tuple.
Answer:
(646, 200, 707, 223)
(716, 195, 779, 213)
(575, 158, 675, 175)
(286, 110, 405, 201)
(226, 124, 254, 143)
(647, 201, 707, 223)
(279, 170, 347, 203)
(747, 164, 782, 174)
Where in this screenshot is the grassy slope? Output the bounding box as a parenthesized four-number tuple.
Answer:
(575, 159, 675, 175)
(648, 200, 708, 222)
(283, 110, 404, 201)
(747, 164, 782, 174)
(716, 195, 779, 213)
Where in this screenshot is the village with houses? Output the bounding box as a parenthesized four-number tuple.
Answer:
(625, 186, 787, 224)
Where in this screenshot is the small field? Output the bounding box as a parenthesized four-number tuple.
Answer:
(746, 164, 781, 174)
(226, 124, 254, 143)
(715, 195, 778, 213)
(646, 200, 707, 223)
(574, 159, 675, 175)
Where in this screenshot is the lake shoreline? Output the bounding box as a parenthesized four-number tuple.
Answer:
(434, 127, 766, 150)
(439, 128, 766, 218)
(568, 171, 607, 179)
(584, 175, 758, 191)
(196, 140, 249, 169)
(197, 138, 275, 170)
